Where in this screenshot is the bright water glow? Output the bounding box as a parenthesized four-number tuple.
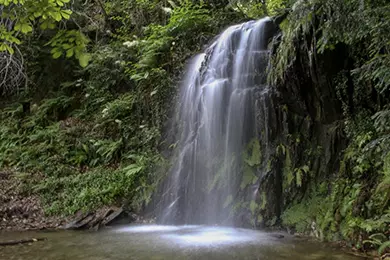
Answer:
(162, 227, 259, 245)
(114, 225, 275, 247)
(114, 225, 184, 233)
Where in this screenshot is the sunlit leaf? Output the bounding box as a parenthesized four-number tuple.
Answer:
(78, 53, 91, 68)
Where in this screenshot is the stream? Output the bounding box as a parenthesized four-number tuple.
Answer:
(0, 225, 367, 260)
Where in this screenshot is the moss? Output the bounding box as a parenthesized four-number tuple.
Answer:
(243, 138, 262, 167)
(283, 148, 294, 188)
(240, 138, 262, 190)
(250, 200, 258, 215)
(260, 191, 267, 210)
(240, 165, 254, 189)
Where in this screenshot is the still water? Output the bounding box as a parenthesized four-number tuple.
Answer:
(0, 225, 366, 260)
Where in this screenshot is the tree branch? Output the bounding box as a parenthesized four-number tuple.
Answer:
(0, 238, 46, 246)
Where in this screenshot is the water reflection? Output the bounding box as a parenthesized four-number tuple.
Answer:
(0, 225, 367, 260)
(162, 226, 268, 245)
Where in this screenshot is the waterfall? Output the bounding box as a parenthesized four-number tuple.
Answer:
(158, 17, 276, 225)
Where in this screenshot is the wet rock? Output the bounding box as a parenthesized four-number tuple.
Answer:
(271, 234, 285, 239)
(63, 212, 95, 230)
(63, 207, 138, 230)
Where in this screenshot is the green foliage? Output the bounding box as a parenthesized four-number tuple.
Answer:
(282, 199, 315, 234)
(34, 155, 153, 214)
(231, 0, 288, 17)
(266, 0, 287, 16)
(269, 0, 390, 251)
(294, 165, 309, 187)
(46, 30, 91, 67)
(240, 139, 261, 190)
(0, 0, 245, 216)
(379, 241, 390, 255)
(0, 0, 72, 53)
(243, 138, 262, 167)
(282, 147, 293, 188)
(270, 0, 390, 94)
(0, 97, 162, 214)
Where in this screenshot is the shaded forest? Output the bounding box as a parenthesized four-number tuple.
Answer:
(0, 0, 389, 256)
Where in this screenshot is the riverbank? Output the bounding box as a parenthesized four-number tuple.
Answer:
(0, 170, 63, 231)
(0, 169, 148, 231)
(0, 168, 383, 259)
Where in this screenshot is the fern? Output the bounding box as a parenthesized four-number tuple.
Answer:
(122, 164, 144, 177)
(379, 241, 390, 255)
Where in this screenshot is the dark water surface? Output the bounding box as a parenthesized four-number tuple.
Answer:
(0, 225, 366, 260)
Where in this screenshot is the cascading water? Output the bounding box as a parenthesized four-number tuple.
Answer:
(158, 17, 277, 225)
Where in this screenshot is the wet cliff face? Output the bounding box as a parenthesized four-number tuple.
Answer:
(153, 17, 350, 229)
(251, 25, 350, 227)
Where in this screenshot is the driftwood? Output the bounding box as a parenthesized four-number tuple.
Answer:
(0, 238, 46, 246)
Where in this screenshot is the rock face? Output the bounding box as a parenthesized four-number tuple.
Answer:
(251, 21, 349, 226)
(226, 19, 348, 227)
(63, 207, 139, 230)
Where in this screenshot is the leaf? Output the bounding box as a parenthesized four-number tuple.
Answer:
(78, 53, 91, 68)
(5, 44, 14, 54)
(123, 164, 144, 177)
(62, 43, 72, 49)
(33, 11, 42, 18)
(14, 23, 21, 31)
(60, 10, 72, 19)
(379, 241, 390, 255)
(66, 48, 74, 58)
(21, 23, 33, 34)
(51, 12, 62, 22)
(40, 21, 49, 30)
(52, 51, 62, 59)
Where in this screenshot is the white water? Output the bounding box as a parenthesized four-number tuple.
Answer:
(158, 18, 275, 225)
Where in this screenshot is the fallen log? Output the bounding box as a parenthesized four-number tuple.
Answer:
(0, 238, 46, 246)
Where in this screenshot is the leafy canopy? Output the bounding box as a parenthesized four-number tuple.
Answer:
(0, 0, 90, 67)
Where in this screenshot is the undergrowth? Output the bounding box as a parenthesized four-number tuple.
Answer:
(271, 0, 390, 254)
(0, 1, 245, 216)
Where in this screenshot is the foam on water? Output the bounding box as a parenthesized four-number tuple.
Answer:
(114, 225, 274, 247)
